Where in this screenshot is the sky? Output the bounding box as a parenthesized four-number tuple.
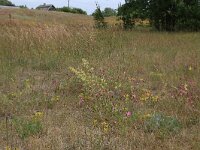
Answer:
(10, 0, 124, 14)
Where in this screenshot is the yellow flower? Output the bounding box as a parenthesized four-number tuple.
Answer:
(33, 112, 44, 120)
(5, 146, 19, 150)
(144, 113, 151, 118)
(152, 96, 159, 102)
(101, 122, 109, 133)
(25, 80, 31, 88)
(93, 119, 98, 126)
(5, 146, 11, 150)
(188, 66, 192, 71)
(54, 95, 60, 101)
(124, 94, 129, 100)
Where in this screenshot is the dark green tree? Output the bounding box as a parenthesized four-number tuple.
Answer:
(118, 0, 149, 29)
(176, 0, 200, 31)
(149, 0, 177, 31)
(93, 4, 107, 28)
(118, 0, 200, 31)
(19, 5, 28, 9)
(0, 0, 15, 6)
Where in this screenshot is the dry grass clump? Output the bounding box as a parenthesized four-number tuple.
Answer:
(0, 9, 200, 150)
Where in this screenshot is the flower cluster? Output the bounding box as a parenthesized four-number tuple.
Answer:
(32, 111, 44, 121)
(69, 59, 108, 102)
(140, 89, 159, 102)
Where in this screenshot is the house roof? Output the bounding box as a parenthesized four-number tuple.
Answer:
(36, 4, 55, 10)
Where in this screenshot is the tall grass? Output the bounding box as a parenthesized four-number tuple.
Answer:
(0, 9, 200, 149)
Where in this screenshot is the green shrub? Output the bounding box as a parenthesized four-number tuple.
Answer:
(56, 7, 87, 15)
(144, 113, 181, 136)
(13, 114, 43, 140)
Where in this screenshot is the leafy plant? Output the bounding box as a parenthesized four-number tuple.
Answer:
(144, 113, 181, 136)
(12, 113, 43, 140)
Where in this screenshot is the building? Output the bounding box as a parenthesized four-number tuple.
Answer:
(36, 3, 56, 11)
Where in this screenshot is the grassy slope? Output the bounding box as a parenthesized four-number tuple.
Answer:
(0, 9, 200, 149)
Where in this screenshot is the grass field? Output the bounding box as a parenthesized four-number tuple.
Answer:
(0, 9, 200, 150)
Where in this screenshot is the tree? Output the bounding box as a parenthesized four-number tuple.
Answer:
(93, 4, 107, 28)
(0, 0, 15, 6)
(118, 0, 200, 31)
(102, 8, 117, 17)
(148, 0, 177, 31)
(19, 5, 28, 9)
(176, 0, 200, 31)
(118, 0, 136, 29)
(118, 0, 149, 29)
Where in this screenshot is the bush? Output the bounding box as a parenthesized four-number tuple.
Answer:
(144, 113, 181, 136)
(13, 113, 43, 140)
(56, 7, 87, 15)
(19, 5, 27, 9)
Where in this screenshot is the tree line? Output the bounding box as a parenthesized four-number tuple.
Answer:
(0, 0, 15, 6)
(118, 0, 200, 31)
(56, 7, 87, 15)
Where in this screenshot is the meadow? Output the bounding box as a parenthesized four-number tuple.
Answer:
(0, 9, 200, 150)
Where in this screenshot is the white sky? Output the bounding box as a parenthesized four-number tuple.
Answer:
(10, 0, 124, 14)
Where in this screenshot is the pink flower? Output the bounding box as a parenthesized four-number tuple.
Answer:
(126, 111, 132, 117)
(79, 97, 84, 106)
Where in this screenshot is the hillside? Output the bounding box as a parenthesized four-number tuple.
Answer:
(0, 9, 200, 150)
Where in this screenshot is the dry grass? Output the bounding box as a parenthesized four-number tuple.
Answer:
(0, 9, 200, 150)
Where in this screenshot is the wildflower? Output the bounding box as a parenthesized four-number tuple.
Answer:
(51, 95, 60, 102)
(101, 121, 109, 133)
(140, 90, 151, 101)
(55, 96, 60, 101)
(143, 113, 151, 119)
(5, 146, 11, 150)
(5, 146, 19, 150)
(79, 97, 84, 106)
(35, 112, 43, 117)
(126, 111, 132, 117)
(139, 78, 144, 82)
(24, 79, 31, 89)
(188, 66, 192, 71)
(33, 111, 44, 121)
(114, 82, 121, 89)
(124, 94, 129, 101)
(93, 119, 98, 126)
(184, 83, 188, 91)
(152, 96, 159, 102)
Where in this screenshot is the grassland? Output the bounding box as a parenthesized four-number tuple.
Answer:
(0, 9, 200, 150)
